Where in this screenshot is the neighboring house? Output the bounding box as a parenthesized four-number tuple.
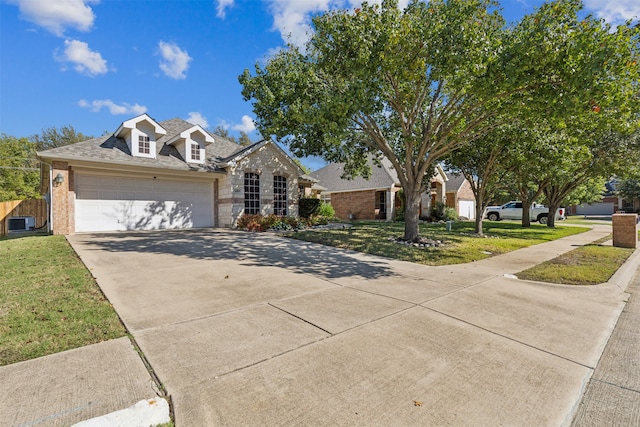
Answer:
(445, 174, 476, 220)
(311, 156, 447, 221)
(570, 179, 639, 216)
(37, 113, 310, 234)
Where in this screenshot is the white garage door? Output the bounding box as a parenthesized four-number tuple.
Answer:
(75, 174, 214, 232)
(458, 200, 476, 220)
(576, 202, 614, 216)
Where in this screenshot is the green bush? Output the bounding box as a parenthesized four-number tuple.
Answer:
(444, 206, 458, 221)
(318, 201, 335, 218)
(299, 197, 322, 219)
(429, 201, 458, 221)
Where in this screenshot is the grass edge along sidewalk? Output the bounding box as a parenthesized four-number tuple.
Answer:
(0, 234, 127, 366)
(289, 221, 590, 266)
(517, 233, 637, 285)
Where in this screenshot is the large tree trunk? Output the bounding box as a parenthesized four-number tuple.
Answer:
(474, 202, 484, 235)
(546, 202, 560, 227)
(403, 187, 422, 241)
(521, 198, 533, 228)
(544, 185, 568, 228)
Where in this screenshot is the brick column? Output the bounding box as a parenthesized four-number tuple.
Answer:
(612, 213, 638, 248)
(51, 161, 73, 235)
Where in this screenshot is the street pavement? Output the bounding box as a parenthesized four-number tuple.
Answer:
(1, 223, 638, 426)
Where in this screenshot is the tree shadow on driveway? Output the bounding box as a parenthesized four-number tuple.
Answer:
(74, 229, 396, 281)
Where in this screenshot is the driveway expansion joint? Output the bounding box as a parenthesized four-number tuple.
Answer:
(268, 302, 334, 335)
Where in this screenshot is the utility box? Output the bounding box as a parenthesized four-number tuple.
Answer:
(612, 213, 638, 248)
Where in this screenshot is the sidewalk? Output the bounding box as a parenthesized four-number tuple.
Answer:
(572, 260, 640, 425)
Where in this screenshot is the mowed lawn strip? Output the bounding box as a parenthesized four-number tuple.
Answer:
(0, 235, 126, 366)
(289, 221, 590, 266)
(517, 235, 635, 285)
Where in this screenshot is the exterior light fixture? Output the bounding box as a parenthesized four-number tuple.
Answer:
(54, 173, 64, 186)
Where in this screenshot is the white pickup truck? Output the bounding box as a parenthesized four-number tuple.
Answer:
(483, 201, 565, 224)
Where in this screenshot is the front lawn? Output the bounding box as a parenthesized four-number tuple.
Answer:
(289, 221, 589, 266)
(517, 235, 635, 285)
(0, 235, 126, 366)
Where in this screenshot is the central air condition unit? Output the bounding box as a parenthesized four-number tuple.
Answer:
(8, 216, 35, 232)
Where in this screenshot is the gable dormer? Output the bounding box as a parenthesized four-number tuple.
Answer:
(114, 114, 166, 159)
(165, 125, 214, 164)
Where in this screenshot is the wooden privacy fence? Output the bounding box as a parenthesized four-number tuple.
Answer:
(0, 199, 48, 236)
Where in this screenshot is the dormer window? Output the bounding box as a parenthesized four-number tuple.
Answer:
(166, 124, 213, 165)
(190, 142, 201, 161)
(114, 114, 166, 159)
(139, 135, 151, 154)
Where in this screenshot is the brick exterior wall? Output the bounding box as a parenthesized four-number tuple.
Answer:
(457, 180, 475, 201)
(331, 190, 377, 220)
(51, 161, 75, 235)
(612, 213, 638, 248)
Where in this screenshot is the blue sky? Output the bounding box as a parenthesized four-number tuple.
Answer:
(1, 0, 638, 170)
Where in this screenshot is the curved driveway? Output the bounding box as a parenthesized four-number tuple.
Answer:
(68, 226, 630, 426)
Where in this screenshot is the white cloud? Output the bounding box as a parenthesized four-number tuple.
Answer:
(11, 0, 98, 36)
(232, 115, 256, 133)
(216, 0, 235, 18)
(78, 99, 147, 115)
(266, 0, 409, 47)
(186, 112, 209, 128)
(56, 39, 108, 76)
(216, 119, 231, 131)
(267, 0, 331, 47)
(157, 41, 192, 80)
(584, 0, 640, 25)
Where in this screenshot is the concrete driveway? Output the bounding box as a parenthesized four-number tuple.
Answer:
(67, 227, 629, 426)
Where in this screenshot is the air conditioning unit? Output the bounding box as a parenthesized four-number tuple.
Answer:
(8, 216, 35, 232)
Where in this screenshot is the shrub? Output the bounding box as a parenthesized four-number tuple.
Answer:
(237, 214, 306, 232)
(299, 197, 321, 219)
(444, 207, 458, 221)
(318, 201, 335, 218)
(237, 214, 264, 231)
(429, 201, 457, 221)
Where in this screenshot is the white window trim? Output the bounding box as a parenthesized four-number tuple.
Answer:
(132, 129, 156, 159)
(188, 140, 204, 164)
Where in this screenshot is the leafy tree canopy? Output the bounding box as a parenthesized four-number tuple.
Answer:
(31, 125, 91, 151)
(0, 134, 39, 201)
(240, 0, 639, 240)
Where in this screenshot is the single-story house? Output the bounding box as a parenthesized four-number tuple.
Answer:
(445, 174, 476, 220)
(37, 113, 313, 234)
(568, 179, 639, 216)
(311, 156, 447, 221)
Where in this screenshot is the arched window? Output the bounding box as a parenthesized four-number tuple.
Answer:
(244, 173, 260, 214)
(273, 175, 287, 216)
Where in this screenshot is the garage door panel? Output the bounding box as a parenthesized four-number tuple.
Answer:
(75, 174, 213, 232)
(576, 203, 614, 215)
(458, 200, 476, 220)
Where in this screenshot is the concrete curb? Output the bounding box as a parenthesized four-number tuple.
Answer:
(72, 398, 170, 427)
(607, 246, 640, 292)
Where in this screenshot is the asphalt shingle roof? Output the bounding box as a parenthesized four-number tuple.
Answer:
(445, 173, 468, 193)
(37, 117, 250, 173)
(311, 156, 400, 192)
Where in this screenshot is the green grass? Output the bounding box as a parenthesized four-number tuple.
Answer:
(0, 235, 127, 366)
(289, 221, 589, 266)
(517, 237, 634, 285)
(563, 215, 613, 226)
